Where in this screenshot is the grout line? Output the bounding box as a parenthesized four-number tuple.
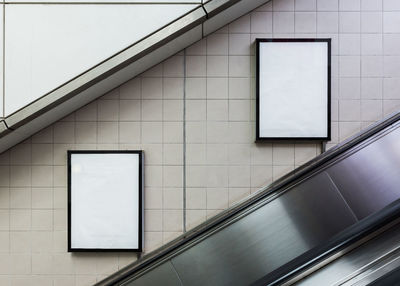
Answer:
(183, 49, 187, 233)
(205, 39, 208, 220)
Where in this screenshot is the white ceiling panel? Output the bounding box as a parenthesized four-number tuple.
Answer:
(5, 4, 197, 115)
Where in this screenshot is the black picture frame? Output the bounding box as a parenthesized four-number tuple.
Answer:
(67, 150, 144, 252)
(256, 38, 331, 142)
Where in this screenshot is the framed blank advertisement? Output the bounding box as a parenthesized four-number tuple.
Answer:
(68, 150, 144, 252)
(256, 38, 331, 141)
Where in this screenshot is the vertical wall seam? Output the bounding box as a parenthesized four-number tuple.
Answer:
(183, 49, 187, 233)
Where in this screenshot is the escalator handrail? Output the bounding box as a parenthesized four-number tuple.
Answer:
(96, 110, 400, 286)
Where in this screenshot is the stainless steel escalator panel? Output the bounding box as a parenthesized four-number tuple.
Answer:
(123, 261, 182, 286)
(170, 172, 357, 286)
(327, 127, 400, 220)
(296, 221, 400, 286)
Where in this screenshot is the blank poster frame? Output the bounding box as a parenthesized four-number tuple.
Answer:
(68, 150, 144, 252)
(256, 38, 331, 142)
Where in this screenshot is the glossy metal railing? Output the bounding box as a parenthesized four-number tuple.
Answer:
(294, 218, 400, 285)
(96, 111, 400, 286)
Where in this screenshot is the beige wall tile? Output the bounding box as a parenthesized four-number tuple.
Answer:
(10, 144, 31, 165)
(185, 210, 207, 230)
(10, 254, 31, 274)
(206, 144, 227, 166)
(32, 210, 53, 230)
(142, 100, 162, 121)
(207, 188, 229, 209)
(142, 122, 162, 143)
(186, 166, 207, 188)
(119, 122, 141, 143)
(75, 102, 97, 121)
(207, 100, 228, 121)
(186, 144, 206, 165)
(1, 3, 399, 283)
(75, 122, 97, 144)
(186, 188, 207, 209)
(163, 166, 183, 187)
(163, 122, 183, 143)
(0, 210, 10, 230)
(0, 232, 10, 252)
(31, 231, 53, 253)
(185, 78, 206, 99)
(32, 254, 53, 274)
(207, 56, 228, 77)
(251, 12, 273, 33)
(96, 254, 118, 275)
(229, 15, 250, 33)
(207, 78, 228, 99)
(97, 122, 118, 143)
(32, 126, 54, 144)
(164, 78, 184, 99)
(32, 144, 53, 165)
(163, 100, 183, 121)
(163, 144, 183, 165)
(207, 33, 229, 55)
(98, 100, 119, 121)
(144, 210, 163, 232)
(163, 188, 183, 209)
(142, 78, 163, 99)
(10, 232, 31, 253)
(185, 99, 207, 121)
(144, 232, 163, 253)
(32, 166, 53, 187)
(163, 56, 184, 77)
(10, 209, 31, 231)
(120, 78, 141, 100)
(163, 210, 183, 232)
(53, 254, 74, 275)
(54, 122, 75, 144)
(186, 56, 206, 77)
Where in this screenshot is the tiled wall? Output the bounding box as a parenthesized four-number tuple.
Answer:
(0, 0, 399, 284)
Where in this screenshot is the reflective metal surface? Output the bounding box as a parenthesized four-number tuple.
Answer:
(97, 112, 400, 286)
(170, 173, 357, 286)
(296, 221, 400, 286)
(125, 262, 182, 286)
(327, 128, 400, 220)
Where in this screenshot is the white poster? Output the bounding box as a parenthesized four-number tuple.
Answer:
(69, 151, 143, 251)
(257, 39, 330, 140)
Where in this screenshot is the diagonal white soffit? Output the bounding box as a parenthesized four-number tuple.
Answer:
(5, 4, 197, 116)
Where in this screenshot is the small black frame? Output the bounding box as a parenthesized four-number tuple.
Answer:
(67, 150, 144, 252)
(256, 38, 331, 142)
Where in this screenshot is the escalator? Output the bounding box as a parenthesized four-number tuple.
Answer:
(96, 111, 400, 286)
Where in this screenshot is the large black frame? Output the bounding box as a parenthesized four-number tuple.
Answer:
(67, 150, 144, 252)
(256, 38, 331, 142)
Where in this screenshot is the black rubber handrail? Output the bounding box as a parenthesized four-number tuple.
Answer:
(96, 110, 400, 286)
